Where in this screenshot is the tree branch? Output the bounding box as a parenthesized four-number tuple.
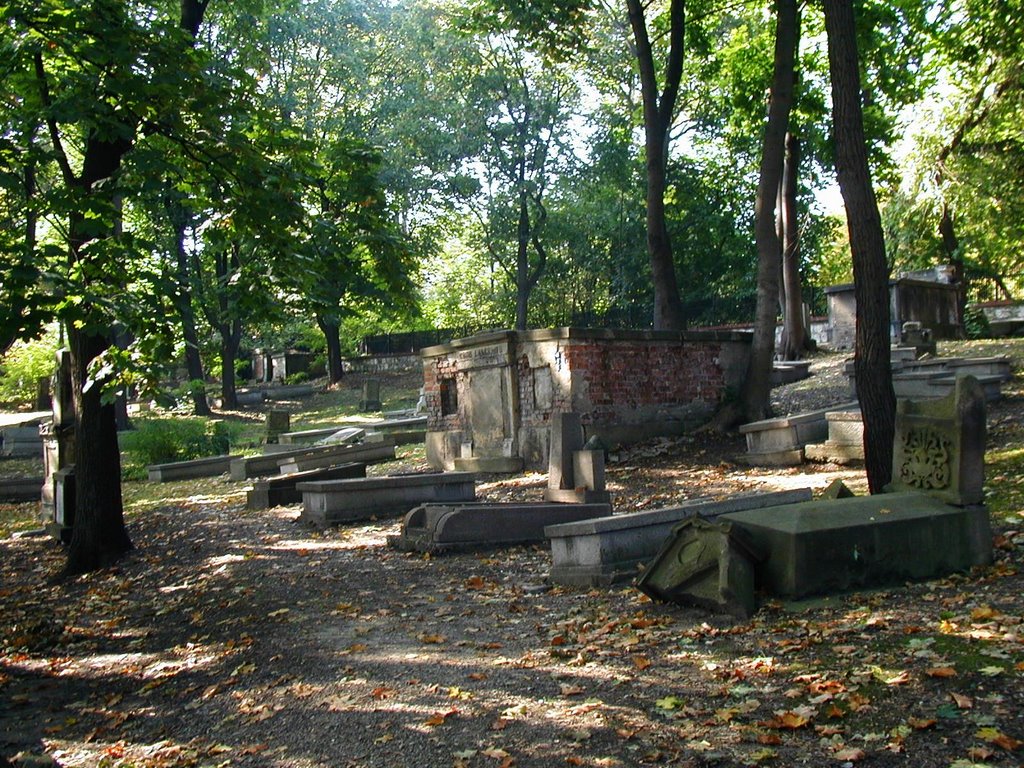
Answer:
(33, 52, 76, 186)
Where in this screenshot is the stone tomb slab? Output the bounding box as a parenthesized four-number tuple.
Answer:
(805, 410, 865, 464)
(298, 471, 476, 526)
(739, 403, 857, 466)
(545, 489, 812, 587)
(148, 454, 242, 482)
(720, 491, 992, 599)
(635, 518, 762, 618)
(277, 441, 396, 475)
(388, 501, 613, 553)
(0, 476, 44, 502)
(230, 441, 393, 480)
(247, 462, 366, 510)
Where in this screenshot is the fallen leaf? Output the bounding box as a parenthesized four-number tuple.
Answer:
(833, 747, 865, 761)
(971, 605, 1000, 620)
(977, 727, 1024, 751)
(633, 656, 652, 670)
(424, 708, 458, 726)
(418, 633, 447, 644)
(925, 666, 957, 678)
(560, 684, 586, 697)
(907, 717, 937, 730)
(950, 692, 973, 710)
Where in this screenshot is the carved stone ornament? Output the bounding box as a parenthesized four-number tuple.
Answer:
(897, 427, 952, 490)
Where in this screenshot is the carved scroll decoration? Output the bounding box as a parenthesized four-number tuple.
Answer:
(898, 427, 952, 490)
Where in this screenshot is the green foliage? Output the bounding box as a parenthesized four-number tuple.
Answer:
(119, 417, 233, 479)
(0, 327, 59, 407)
(962, 306, 992, 339)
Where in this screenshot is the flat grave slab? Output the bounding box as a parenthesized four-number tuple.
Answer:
(147, 454, 242, 482)
(247, 462, 366, 510)
(0, 426, 43, 457)
(545, 488, 812, 587)
(388, 501, 613, 553)
(230, 440, 394, 480)
(277, 441, 395, 475)
(720, 491, 992, 599)
(0, 476, 43, 502)
(739, 402, 857, 466)
(298, 471, 476, 526)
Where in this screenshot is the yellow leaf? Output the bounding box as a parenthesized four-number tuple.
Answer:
(971, 605, 1000, 621)
(977, 727, 1024, 751)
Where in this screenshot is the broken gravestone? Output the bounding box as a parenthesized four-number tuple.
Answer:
(635, 518, 764, 619)
(543, 413, 611, 504)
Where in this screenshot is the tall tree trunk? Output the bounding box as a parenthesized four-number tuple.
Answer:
(170, 207, 211, 415)
(515, 194, 531, 331)
(779, 132, 807, 360)
(739, 0, 799, 423)
(63, 136, 135, 577)
(824, 0, 896, 493)
(626, 0, 686, 331)
(317, 314, 345, 384)
(219, 319, 241, 409)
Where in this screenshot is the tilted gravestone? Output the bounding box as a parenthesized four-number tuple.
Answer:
(886, 374, 986, 506)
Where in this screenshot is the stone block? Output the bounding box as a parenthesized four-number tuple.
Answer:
(545, 488, 812, 587)
(547, 412, 584, 490)
(887, 375, 986, 505)
(804, 410, 865, 464)
(298, 471, 476, 526)
(572, 449, 606, 492)
(279, 426, 346, 444)
(452, 456, 524, 473)
(945, 356, 1012, 382)
(388, 501, 613, 553)
(0, 426, 44, 457)
(635, 518, 762, 618)
(0, 476, 44, 503)
(721, 492, 992, 599)
(147, 454, 241, 482)
(45, 466, 75, 543)
(360, 380, 382, 411)
(247, 462, 366, 510)
(265, 410, 290, 443)
(739, 404, 857, 467)
(316, 427, 365, 445)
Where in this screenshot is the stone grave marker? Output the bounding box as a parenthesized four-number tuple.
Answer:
(360, 380, 382, 411)
(265, 410, 290, 444)
(886, 374, 986, 505)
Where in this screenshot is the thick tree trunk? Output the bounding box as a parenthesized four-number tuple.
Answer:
(739, 0, 799, 424)
(64, 324, 132, 576)
(626, 0, 686, 331)
(824, 0, 896, 493)
(63, 135, 135, 576)
(779, 132, 807, 360)
(317, 315, 345, 384)
(170, 209, 211, 415)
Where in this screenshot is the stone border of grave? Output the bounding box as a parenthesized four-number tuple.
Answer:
(0, 476, 43, 503)
(229, 440, 395, 480)
(544, 488, 812, 587)
(388, 501, 614, 554)
(147, 454, 241, 482)
(297, 471, 476, 526)
(247, 462, 366, 510)
(739, 402, 858, 466)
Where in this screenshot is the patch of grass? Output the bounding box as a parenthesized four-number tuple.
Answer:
(985, 447, 1024, 523)
(926, 633, 1022, 675)
(0, 501, 40, 538)
(119, 417, 237, 480)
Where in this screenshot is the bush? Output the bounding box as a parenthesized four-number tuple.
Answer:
(963, 306, 992, 339)
(120, 417, 233, 479)
(0, 328, 60, 407)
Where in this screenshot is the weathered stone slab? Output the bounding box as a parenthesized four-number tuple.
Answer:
(770, 361, 811, 386)
(388, 501, 613, 553)
(360, 380, 382, 411)
(298, 471, 476, 526)
(892, 371, 951, 399)
(262, 384, 315, 400)
(247, 462, 366, 510)
(277, 441, 395, 475)
(0, 476, 43, 502)
(720, 491, 992, 599)
(147, 454, 242, 482)
(888, 375, 986, 505)
(0, 426, 43, 457)
(453, 456, 524, 473)
(945, 356, 1012, 381)
(635, 518, 762, 618)
(279, 426, 346, 444)
(545, 488, 812, 587)
(927, 373, 1002, 402)
(547, 412, 584, 491)
(317, 427, 365, 445)
(804, 410, 865, 464)
(266, 410, 290, 444)
(231, 441, 390, 480)
(739, 403, 858, 466)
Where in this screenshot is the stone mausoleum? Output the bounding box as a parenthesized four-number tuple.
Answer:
(422, 328, 751, 472)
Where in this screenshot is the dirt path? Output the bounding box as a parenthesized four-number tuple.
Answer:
(2, 347, 1024, 767)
